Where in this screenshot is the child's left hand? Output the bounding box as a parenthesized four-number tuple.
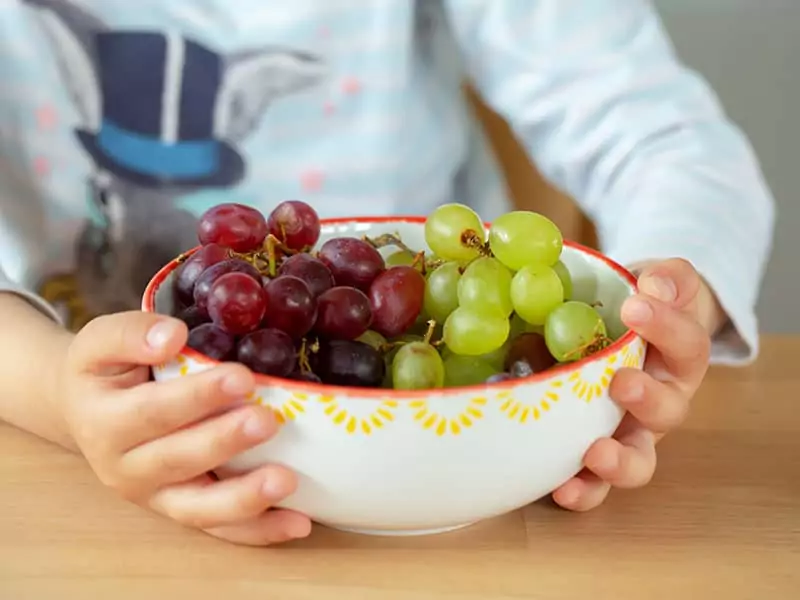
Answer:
(552, 258, 721, 511)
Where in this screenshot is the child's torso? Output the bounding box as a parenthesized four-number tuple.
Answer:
(0, 0, 510, 329)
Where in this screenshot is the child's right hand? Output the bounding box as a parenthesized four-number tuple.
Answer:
(55, 310, 312, 546)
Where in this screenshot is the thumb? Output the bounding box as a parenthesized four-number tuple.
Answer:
(69, 311, 188, 377)
(636, 258, 701, 314)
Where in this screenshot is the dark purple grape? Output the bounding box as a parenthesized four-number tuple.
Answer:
(510, 360, 534, 379)
(197, 203, 268, 252)
(314, 286, 373, 340)
(317, 237, 385, 291)
(505, 332, 557, 373)
(486, 373, 513, 384)
(208, 272, 267, 335)
(267, 200, 321, 251)
(237, 328, 297, 377)
(289, 370, 322, 383)
(368, 266, 425, 338)
(193, 258, 261, 313)
(186, 323, 236, 360)
(262, 275, 317, 339)
(313, 340, 384, 387)
(277, 253, 335, 297)
(175, 304, 210, 329)
(173, 243, 229, 306)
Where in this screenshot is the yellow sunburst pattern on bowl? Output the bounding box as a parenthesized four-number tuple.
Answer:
(409, 396, 487, 436)
(318, 396, 399, 435)
(253, 392, 309, 424)
(621, 342, 646, 368)
(497, 380, 563, 423)
(569, 354, 617, 403)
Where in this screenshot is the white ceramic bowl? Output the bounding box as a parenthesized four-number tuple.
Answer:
(142, 216, 646, 536)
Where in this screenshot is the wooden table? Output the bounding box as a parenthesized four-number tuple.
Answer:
(2, 336, 798, 599)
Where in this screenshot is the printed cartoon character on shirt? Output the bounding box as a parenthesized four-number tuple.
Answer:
(22, 0, 325, 330)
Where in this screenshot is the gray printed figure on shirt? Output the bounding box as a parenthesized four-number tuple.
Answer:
(21, 0, 325, 329)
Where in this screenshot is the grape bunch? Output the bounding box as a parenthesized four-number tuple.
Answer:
(170, 199, 612, 391)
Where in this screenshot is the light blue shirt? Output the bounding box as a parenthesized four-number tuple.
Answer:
(0, 0, 775, 364)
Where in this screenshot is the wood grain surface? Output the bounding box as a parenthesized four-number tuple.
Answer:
(2, 335, 798, 599)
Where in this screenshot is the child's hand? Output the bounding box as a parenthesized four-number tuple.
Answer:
(553, 258, 718, 511)
(56, 311, 311, 545)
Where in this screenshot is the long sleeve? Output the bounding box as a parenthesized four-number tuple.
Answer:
(442, 0, 775, 365)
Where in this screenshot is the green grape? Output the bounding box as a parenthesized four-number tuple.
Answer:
(553, 260, 573, 300)
(386, 249, 416, 267)
(423, 261, 461, 323)
(443, 355, 500, 387)
(510, 264, 564, 325)
(509, 313, 539, 338)
(424, 203, 485, 263)
(488, 211, 563, 270)
(480, 340, 510, 371)
(457, 257, 513, 318)
(443, 306, 510, 356)
(392, 341, 445, 390)
(356, 329, 387, 351)
(544, 301, 609, 363)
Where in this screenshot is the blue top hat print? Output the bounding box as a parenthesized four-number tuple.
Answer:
(76, 31, 245, 188)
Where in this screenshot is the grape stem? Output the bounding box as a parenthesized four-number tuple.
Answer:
(422, 319, 437, 345)
(363, 233, 445, 274)
(460, 230, 492, 257)
(297, 337, 320, 373)
(561, 322, 612, 362)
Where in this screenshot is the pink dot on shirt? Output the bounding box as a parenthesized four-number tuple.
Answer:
(300, 169, 325, 192)
(33, 156, 51, 177)
(342, 76, 361, 95)
(317, 25, 330, 38)
(323, 101, 336, 115)
(36, 105, 57, 131)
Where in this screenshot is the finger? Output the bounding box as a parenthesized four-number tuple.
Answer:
(149, 464, 299, 531)
(69, 311, 188, 377)
(204, 509, 312, 546)
(583, 419, 657, 489)
(609, 367, 690, 434)
(552, 469, 611, 512)
(114, 363, 256, 448)
(120, 404, 279, 490)
(621, 294, 711, 382)
(636, 258, 700, 313)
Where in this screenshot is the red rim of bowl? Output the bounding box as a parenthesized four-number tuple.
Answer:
(142, 215, 641, 399)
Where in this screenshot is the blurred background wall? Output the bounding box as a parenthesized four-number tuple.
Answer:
(470, 1, 795, 333)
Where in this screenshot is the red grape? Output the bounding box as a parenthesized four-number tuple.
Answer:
(207, 272, 267, 335)
(193, 259, 261, 313)
(267, 200, 321, 251)
(313, 340, 384, 387)
(237, 328, 297, 377)
(262, 275, 317, 339)
(505, 332, 557, 373)
(314, 286, 372, 340)
(317, 237, 385, 291)
(173, 243, 229, 306)
(290, 370, 322, 383)
(175, 304, 210, 329)
(197, 203, 268, 252)
(187, 323, 235, 360)
(368, 266, 425, 338)
(277, 253, 335, 297)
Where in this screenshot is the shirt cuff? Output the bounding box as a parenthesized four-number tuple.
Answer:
(0, 283, 64, 327)
(607, 238, 760, 367)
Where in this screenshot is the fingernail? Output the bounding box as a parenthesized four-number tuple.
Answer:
(221, 372, 253, 396)
(146, 320, 180, 349)
(242, 412, 271, 439)
(626, 380, 645, 402)
(262, 475, 288, 498)
(622, 297, 653, 325)
(288, 518, 312, 538)
(641, 275, 676, 303)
